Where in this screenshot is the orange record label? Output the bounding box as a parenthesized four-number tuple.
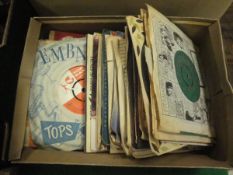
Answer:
(58, 66, 86, 115)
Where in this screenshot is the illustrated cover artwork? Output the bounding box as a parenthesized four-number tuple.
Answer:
(147, 5, 212, 137)
(28, 38, 87, 151)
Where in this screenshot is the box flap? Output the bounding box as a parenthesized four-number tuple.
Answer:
(29, 0, 232, 19)
(8, 18, 41, 160)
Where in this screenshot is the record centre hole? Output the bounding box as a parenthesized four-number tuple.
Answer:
(72, 79, 85, 101)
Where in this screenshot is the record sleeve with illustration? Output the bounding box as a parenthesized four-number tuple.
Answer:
(28, 38, 86, 151)
(147, 5, 212, 137)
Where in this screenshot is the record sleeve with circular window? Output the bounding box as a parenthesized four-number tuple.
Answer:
(147, 6, 213, 137)
(28, 38, 86, 151)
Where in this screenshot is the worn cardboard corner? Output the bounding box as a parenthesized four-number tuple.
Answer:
(8, 18, 42, 160)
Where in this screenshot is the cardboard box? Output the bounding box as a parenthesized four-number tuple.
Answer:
(7, 0, 233, 169)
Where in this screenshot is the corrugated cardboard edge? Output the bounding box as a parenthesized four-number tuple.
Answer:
(8, 18, 41, 160)
(0, 0, 14, 48)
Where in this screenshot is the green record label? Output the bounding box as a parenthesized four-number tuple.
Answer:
(174, 50, 200, 102)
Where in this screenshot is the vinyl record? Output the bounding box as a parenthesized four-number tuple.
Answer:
(58, 65, 86, 115)
(174, 50, 200, 102)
